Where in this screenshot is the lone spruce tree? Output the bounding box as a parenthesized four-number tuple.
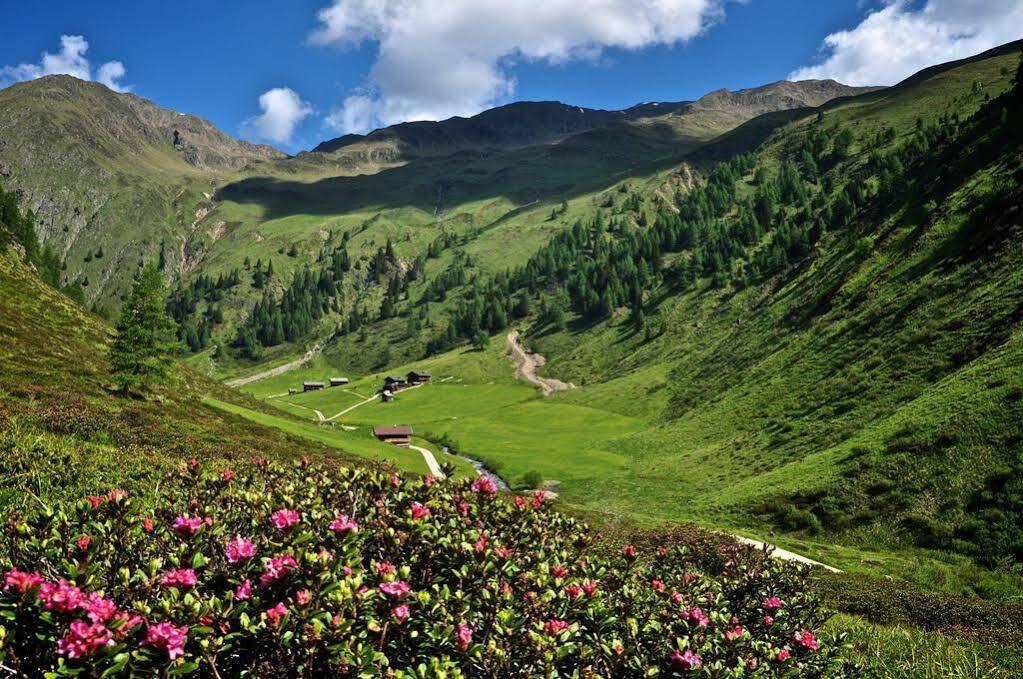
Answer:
(109, 262, 179, 396)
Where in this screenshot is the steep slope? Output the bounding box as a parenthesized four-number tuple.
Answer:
(0, 76, 283, 308)
(244, 42, 1023, 586)
(0, 242, 367, 508)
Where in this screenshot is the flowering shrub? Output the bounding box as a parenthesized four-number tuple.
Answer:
(0, 460, 852, 676)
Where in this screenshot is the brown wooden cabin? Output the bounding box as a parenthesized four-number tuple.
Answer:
(329, 377, 349, 387)
(406, 370, 431, 385)
(383, 375, 408, 391)
(303, 381, 325, 392)
(373, 425, 413, 446)
(381, 390, 394, 402)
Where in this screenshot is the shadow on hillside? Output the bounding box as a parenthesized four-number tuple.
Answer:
(214, 121, 731, 222)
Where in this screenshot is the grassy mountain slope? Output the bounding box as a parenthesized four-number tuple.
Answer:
(0, 75, 868, 346)
(238, 43, 1023, 599)
(0, 245, 446, 509)
(0, 76, 284, 310)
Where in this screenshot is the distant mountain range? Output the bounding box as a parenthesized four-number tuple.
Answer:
(0, 73, 872, 309)
(310, 79, 875, 161)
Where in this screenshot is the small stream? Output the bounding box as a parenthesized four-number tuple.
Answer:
(443, 447, 510, 490)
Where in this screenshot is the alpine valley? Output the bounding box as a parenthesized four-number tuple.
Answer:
(2, 31, 1023, 677)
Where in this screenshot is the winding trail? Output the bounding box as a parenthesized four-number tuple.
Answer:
(732, 536, 841, 572)
(408, 444, 446, 479)
(506, 331, 575, 396)
(226, 344, 321, 388)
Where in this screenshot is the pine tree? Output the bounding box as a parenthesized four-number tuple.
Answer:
(109, 263, 179, 396)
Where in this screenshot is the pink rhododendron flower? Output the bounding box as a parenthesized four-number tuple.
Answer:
(330, 514, 358, 533)
(76, 535, 91, 551)
(456, 623, 473, 651)
(763, 615, 775, 626)
(458, 500, 470, 515)
(160, 568, 198, 589)
(260, 554, 298, 588)
(763, 596, 784, 610)
(680, 607, 709, 628)
(38, 579, 85, 613)
(86, 495, 104, 509)
(532, 491, 546, 508)
(551, 566, 569, 579)
(392, 604, 410, 621)
(622, 544, 637, 559)
(544, 619, 570, 636)
(57, 621, 113, 659)
(221, 468, 235, 482)
(671, 591, 685, 604)
(582, 581, 598, 597)
(671, 649, 702, 671)
(83, 593, 118, 624)
(474, 534, 488, 554)
(725, 625, 745, 642)
(471, 476, 498, 495)
(514, 496, 527, 511)
(378, 581, 411, 599)
(107, 488, 128, 502)
(794, 630, 819, 651)
(141, 517, 154, 532)
(146, 622, 188, 659)
(565, 584, 583, 600)
(4, 569, 43, 594)
(651, 579, 665, 592)
(225, 536, 256, 563)
(296, 589, 312, 606)
(172, 515, 203, 537)
(376, 562, 395, 576)
(495, 545, 513, 560)
(410, 502, 431, 520)
(271, 509, 301, 530)
(266, 601, 289, 627)
(235, 579, 253, 600)
(110, 612, 144, 641)
(776, 649, 791, 662)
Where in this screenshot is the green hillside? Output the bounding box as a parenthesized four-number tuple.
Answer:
(232, 42, 1023, 596)
(0, 242, 441, 510)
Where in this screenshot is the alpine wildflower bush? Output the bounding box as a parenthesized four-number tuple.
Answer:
(0, 458, 852, 676)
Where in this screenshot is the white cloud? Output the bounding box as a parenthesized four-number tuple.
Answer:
(312, 0, 731, 133)
(791, 0, 1023, 86)
(241, 87, 314, 145)
(0, 34, 130, 92)
(325, 94, 379, 135)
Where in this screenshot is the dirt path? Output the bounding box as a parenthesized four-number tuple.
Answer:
(732, 536, 841, 572)
(325, 394, 379, 421)
(408, 444, 446, 479)
(226, 344, 320, 388)
(506, 331, 575, 396)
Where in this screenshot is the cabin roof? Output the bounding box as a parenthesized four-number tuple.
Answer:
(373, 425, 413, 437)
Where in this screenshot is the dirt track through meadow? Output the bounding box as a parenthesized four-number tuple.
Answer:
(506, 331, 575, 396)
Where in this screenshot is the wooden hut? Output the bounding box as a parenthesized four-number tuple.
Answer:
(373, 425, 413, 446)
(329, 377, 349, 387)
(303, 381, 325, 392)
(406, 370, 431, 385)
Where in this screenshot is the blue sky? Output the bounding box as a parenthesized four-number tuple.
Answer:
(2, 1, 1021, 153)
